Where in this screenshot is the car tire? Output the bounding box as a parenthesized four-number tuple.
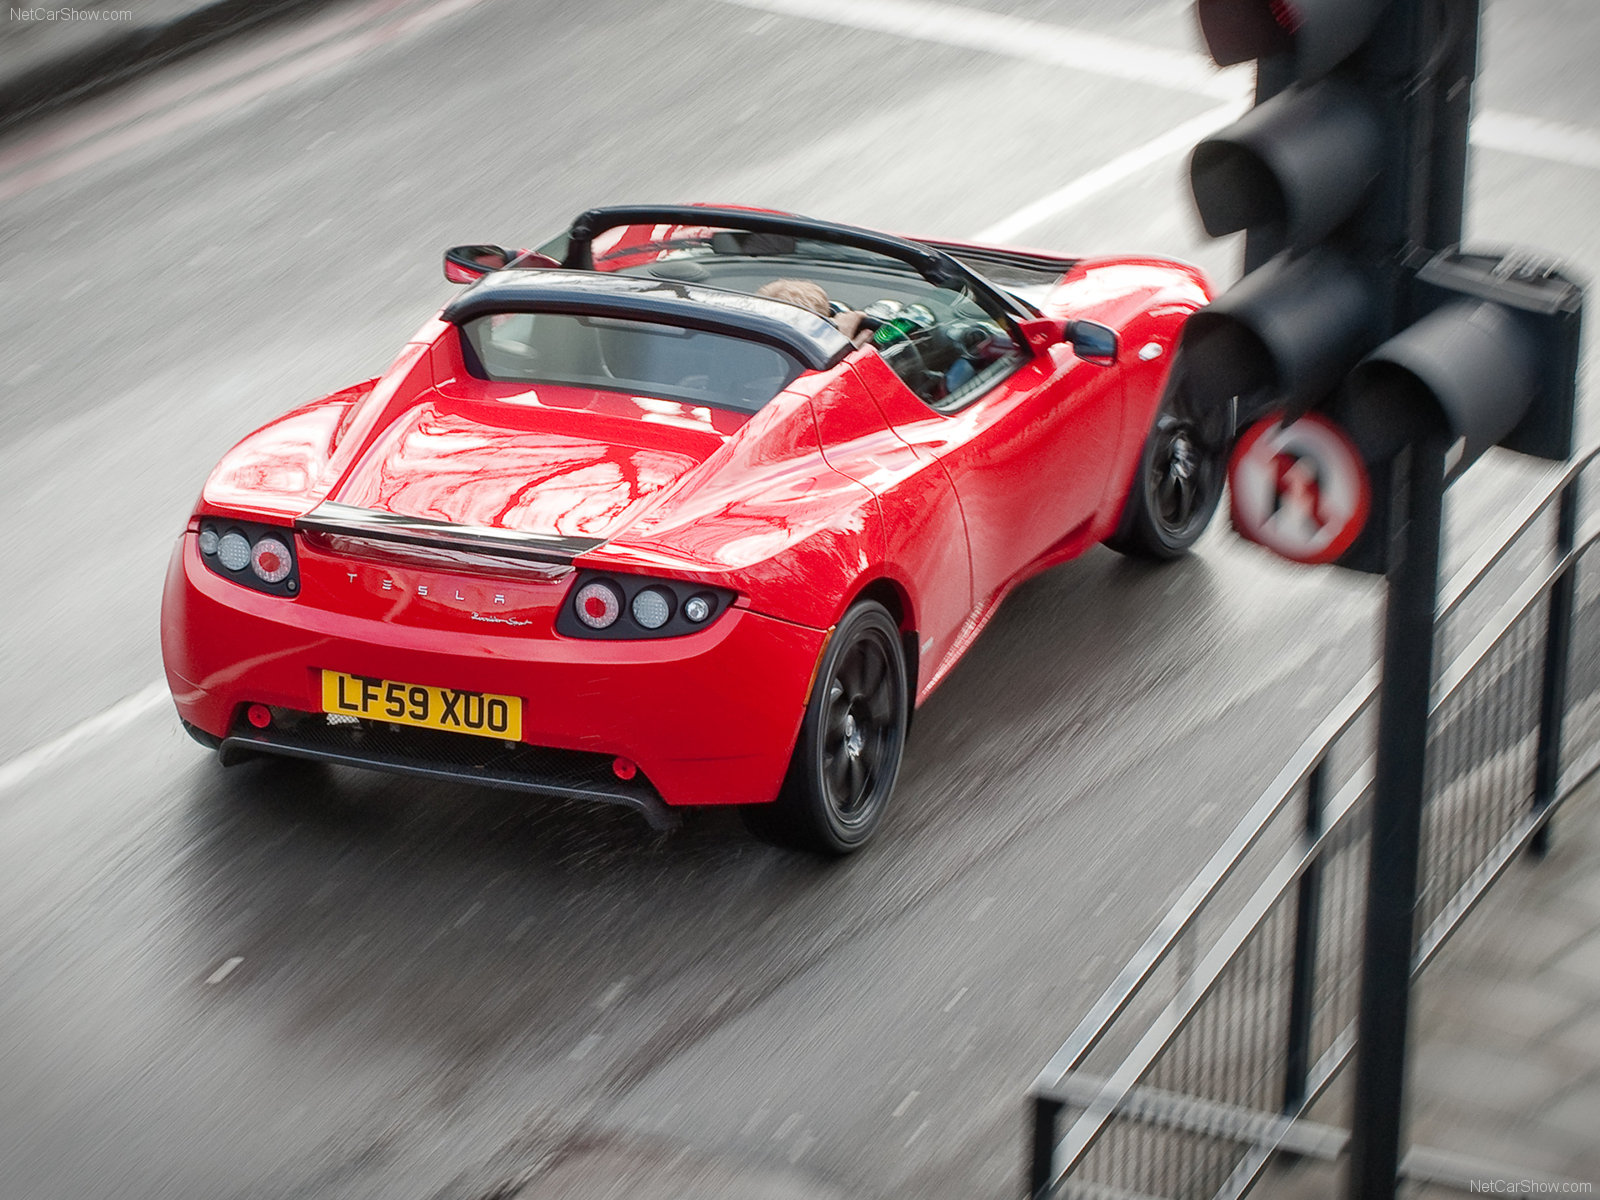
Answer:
(742, 600, 908, 855)
(1105, 404, 1225, 561)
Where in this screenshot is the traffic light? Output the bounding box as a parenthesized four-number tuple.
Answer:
(1181, 15, 1585, 1200)
(1322, 248, 1583, 572)
(1180, 0, 1584, 573)
(1196, 0, 1388, 80)
(1360, 249, 1583, 467)
(1181, 0, 1429, 429)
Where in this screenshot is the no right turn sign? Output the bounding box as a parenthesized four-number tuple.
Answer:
(1229, 413, 1372, 565)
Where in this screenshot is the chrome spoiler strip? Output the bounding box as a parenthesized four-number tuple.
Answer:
(295, 502, 603, 565)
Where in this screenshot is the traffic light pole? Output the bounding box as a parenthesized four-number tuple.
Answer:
(1345, 431, 1449, 1200)
(1181, 0, 1579, 1188)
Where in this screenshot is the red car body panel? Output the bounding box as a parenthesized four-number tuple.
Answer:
(162, 209, 1212, 817)
(161, 533, 823, 806)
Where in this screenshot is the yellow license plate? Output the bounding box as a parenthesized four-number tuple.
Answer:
(320, 671, 522, 740)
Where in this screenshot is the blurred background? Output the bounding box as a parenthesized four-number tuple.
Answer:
(0, 1, 1595, 1197)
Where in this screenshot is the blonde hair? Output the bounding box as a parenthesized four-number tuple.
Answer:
(757, 278, 831, 318)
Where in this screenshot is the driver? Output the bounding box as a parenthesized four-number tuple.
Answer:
(756, 279, 876, 348)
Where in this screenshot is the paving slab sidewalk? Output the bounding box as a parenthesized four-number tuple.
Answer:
(0, 0, 339, 128)
(1406, 773, 1600, 1184)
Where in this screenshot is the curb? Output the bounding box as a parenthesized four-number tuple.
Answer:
(0, 0, 337, 130)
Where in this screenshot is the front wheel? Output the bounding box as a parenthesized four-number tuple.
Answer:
(742, 601, 908, 854)
(1105, 409, 1225, 560)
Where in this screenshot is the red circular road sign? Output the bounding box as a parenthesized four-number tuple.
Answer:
(1229, 412, 1371, 564)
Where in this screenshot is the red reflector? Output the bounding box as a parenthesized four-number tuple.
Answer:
(247, 704, 272, 729)
(611, 756, 637, 781)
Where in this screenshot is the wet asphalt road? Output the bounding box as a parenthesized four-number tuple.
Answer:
(0, 1, 1597, 1197)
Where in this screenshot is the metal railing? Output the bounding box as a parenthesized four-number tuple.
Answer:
(1028, 445, 1600, 1200)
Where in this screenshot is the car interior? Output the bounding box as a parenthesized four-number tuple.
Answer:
(603, 232, 1026, 410)
(463, 222, 1032, 413)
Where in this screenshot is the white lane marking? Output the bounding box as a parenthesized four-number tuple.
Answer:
(892, 1089, 919, 1117)
(718, 0, 1600, 173)
(904, 1119, 931, 1147)
(721, 0, 1247, 100)
(942, 986, 968, 1013)
(567, 1033, 602, 1061)
(0, 681, 168, 797)
(1473, 110, 1600, 173)
(595, 978, 629, 1010)
(206, 955, 244, 984)
(740, 1104, 772, 1137)
(969, 105, 1242, 244)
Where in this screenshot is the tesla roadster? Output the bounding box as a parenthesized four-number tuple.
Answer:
(161, 204, 1222, 852)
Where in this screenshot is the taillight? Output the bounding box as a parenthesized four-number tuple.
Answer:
(630, 587, 673, 630)
(574, 580, 622, 629)
(250, 536, 293, 584)
(196, 518, 300, 597)
(558, 572, 732, 639)
(216, 531, 251, 572)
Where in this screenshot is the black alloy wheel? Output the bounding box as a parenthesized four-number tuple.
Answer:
(1106, 410, 1226, 560)
(1149, 417, 1207, 535)
(743, 601, 908, 854)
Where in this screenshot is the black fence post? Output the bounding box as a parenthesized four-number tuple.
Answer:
(1347, 435, 1449, 1200)
(1531, 478, 1581, 857)
(1283, 759, 1328, 1114)
(1030, 1094, 1063, 1199)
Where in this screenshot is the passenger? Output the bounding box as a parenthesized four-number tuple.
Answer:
(757, 279, 875, 347)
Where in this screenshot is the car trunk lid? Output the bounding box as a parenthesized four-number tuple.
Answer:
(325, 386, 745, 546)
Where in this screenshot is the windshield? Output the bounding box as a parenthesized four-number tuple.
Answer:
(538, 223, 929, 290)
(460, 312, 804, 413)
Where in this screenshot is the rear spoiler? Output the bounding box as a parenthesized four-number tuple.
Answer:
(296, 502, 602, 566)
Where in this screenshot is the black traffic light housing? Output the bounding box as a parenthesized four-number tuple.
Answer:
(1181, 248, 1382, 421)
(1178, 0, 1583, 576)
(1189, 80, 1384, 249)
(1323, 248, 1585, 572)
(1196, 0, 1388, 78)
(1179, 0, 1417, 437)
(1405, 249, 1584, 463)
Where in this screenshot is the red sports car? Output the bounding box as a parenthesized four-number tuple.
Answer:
(161, 205, 1220, 852)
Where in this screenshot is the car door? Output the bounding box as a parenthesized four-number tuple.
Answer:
(854, 284, 1123, 610)
(807, 364, 975, 697)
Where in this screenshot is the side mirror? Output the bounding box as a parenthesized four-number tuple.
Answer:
(444, 244, 511, 284)
(1066, 319, 1118, 364)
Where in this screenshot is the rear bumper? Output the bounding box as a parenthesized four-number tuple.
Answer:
(219, 716, 679, 829)
(160, 534, 825, 806)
